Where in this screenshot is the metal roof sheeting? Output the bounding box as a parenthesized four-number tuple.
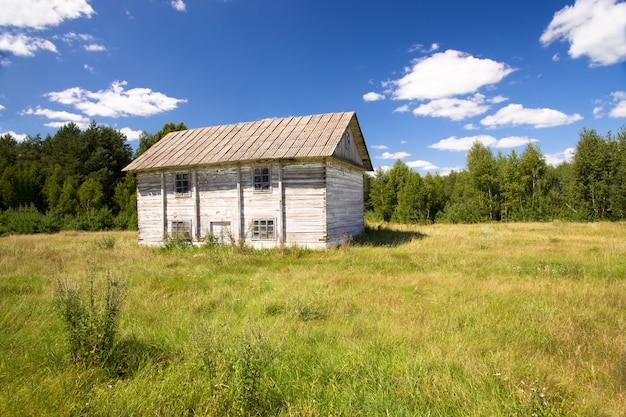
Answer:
(123, 112, 373, 172)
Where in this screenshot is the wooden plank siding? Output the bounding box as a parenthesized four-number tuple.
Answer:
(326, 162, 365, 244)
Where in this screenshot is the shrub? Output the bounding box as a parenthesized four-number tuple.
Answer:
(54, 268, 126, 368)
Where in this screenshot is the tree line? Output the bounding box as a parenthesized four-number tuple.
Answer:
(364, 126, 626, 224)
(0, 121, 186, 235)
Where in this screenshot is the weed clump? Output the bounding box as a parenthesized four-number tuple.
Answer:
(54, 268, 126, 368)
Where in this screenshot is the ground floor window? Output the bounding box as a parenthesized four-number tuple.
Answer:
(252, 219, 275, 240)
(171, 220, 191, 239)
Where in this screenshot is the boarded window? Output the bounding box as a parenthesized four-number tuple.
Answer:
(252, 219, 275, 240)
(253, 166, 271, 192)
(175, 172, 190, 194)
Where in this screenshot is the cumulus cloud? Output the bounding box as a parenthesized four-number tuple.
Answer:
(45, 80, 188, 118)
(376, 151, 411, 160)
(0, 0, 95, 29)
(0, 130, 28, 142)
(119, 127, 143, 141)
(21, 106, 90, 128)
(609, 91, 626, 117)
(171, 0, 187, 12)
(0, 33, 57, 56)
(428, 134, 538, 152)
(480, 103, 583, 128)
(391, 49, 515, 100)
(363, 92, 385, 102)
(544, 148, 575, 166)
(371, 145, 389, 150)
(540, 0, 626, 66)
(412, 94, 491, 121)
(406, 159, 438, 171)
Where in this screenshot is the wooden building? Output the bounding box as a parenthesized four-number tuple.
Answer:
(123, 112, 373, 249)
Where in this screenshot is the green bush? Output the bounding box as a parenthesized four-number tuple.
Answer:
(54, 269, 126, 368)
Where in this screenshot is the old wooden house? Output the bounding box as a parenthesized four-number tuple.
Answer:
(123, 112, 373, 249)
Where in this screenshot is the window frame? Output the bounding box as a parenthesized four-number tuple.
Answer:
(175, 172, 190, 196)
(343, 128, 352, 150)
(170, 220, 191, 239)
(251, 219, 275, 240)
(253, 166, 271, 192)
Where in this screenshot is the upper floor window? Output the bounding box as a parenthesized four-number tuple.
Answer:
(253, 166, 271, 192)
(342, 128, 352, 150)
(175, 172, 190, 194)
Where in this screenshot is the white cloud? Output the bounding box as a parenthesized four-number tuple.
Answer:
(439, 166, 464, 176)
(0, 104, 4, 111)
(371, 145, 389, 150)
(480, 103, 583, 128)
(84, 43, 106, 52)
(464, 123, 479, 130)
(119, 127, 142, 141)
(544, 148, 575, 166)
(609, 90, 626, 117)
(393, 104, 410, 113)
(428, 134, 538, 152)
(171, 0, 187, 12)
(21, 106, 90, 128)
(45, 80, 188, 118)
(0, 0, 95, 29)
(540, 0, 626, 66)
(406, 159, 438, 171)
(412, 94, 491, 121)
(0, 33, 57, 56)
(61, 32, 93, 43)
(376, 151, 411, 159)
(429, 135, 497, 151)
(84, 64, 94, 72)
(363, 92, 385, 102)
(495, 136, 539, 148)
(391, 49, 515, 100)
(408, 43, 440, 53)
(0, 130, 28, 142)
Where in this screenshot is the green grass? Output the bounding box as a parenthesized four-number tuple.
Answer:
(1, 224, 625, 416)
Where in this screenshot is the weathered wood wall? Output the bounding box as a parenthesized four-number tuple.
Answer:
(134, 159, 364, 248)
(136, 172, 163, 245)
(326, 161, 364, 244)
(283, 161, 327, 248)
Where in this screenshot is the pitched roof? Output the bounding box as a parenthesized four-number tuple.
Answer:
(123, 112, 372, 172)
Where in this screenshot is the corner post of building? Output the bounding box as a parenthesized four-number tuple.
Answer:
(160, 172, 166, 239)
(277, 161, 284, 244)
(237, 165, 243, 241)
(192, 169, 200, 241)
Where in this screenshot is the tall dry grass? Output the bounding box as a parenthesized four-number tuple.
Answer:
(1, 223, 625, 416)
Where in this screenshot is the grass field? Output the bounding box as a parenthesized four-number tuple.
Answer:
(1, 222, 625, 416)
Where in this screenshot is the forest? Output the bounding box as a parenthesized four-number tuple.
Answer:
(0, 122, 624, 235)
(0, 121, 186, 234)
(365, 127, 626, 224)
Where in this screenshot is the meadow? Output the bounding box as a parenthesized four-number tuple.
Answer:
(1, 222, 625, 416)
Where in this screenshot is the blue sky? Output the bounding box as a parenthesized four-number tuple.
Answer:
(1, 0, 625, 173)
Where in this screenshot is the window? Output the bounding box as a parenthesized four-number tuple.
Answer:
(253, 166, 271, 192)
(171, 220, 191, 239)
(175, 172, 190, 194)
(342, 128, 352, 150)
(252, 219, 275, 240)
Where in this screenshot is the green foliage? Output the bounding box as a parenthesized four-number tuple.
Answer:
(53, 269, 126, 368)
(366, 125, 626, 224)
